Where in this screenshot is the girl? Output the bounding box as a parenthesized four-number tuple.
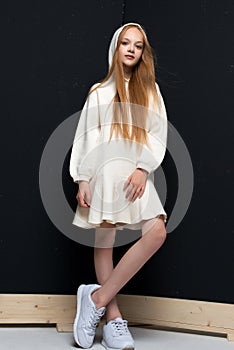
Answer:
(69, 22, 168, 350)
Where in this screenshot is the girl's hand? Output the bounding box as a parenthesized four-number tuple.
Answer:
(123, 168, 148, 202)
(76, 181, 91, 207)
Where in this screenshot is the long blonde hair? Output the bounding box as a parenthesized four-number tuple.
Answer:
(88, 24, 161, 147)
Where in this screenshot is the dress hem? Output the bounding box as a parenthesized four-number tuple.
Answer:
(72, 213, 167, 230)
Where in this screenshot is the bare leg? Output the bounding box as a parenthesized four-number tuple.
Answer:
(92, 216, 167, 309)
(94, 221, 122, 322)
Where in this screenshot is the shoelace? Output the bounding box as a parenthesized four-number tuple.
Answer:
(110, 320, 129, 336)
(87, 308, 105, 335)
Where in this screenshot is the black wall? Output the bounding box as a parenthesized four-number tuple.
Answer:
(1, 1, 234, 303)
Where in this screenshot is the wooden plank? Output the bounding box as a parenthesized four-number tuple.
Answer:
(0, 294, 234, 341)
(227, 333, 234, 341)
(0, 294, 76, 323)
(116, 294, 234, 332)
(56, 323, 73, 332)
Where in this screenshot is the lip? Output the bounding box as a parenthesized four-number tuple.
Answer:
(125, 55, 135, 60)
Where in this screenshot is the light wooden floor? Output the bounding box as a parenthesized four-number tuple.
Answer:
(0, 326, 233, 350)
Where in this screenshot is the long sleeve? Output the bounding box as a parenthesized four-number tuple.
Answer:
(69, 84, 100, 183)
(136, 83, 168, 175)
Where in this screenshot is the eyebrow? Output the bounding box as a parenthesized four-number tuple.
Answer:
(122, 37, 144, 44)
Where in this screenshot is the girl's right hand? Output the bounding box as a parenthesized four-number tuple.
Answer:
(76, 181, 91, 207)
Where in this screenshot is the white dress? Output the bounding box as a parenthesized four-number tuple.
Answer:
(69, 79, 168, 230)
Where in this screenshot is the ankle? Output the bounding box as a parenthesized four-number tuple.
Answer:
(91, 290, 105, 310)
(105, 301, 122, 322)
(106, 313, 123, 323)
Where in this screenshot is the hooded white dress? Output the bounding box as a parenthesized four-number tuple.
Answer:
(69, 23, 168, 231)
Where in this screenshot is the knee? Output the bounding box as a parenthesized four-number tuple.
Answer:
(154, 219, 167, 244)
(142, 216, 167, 246)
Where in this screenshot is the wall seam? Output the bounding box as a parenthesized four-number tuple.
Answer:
(121, 0, 126, 25)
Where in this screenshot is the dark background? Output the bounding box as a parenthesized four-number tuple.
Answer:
(1, 1, 233, 303)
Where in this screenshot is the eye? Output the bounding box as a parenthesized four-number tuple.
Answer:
(121, 41, 128, 45)
(136, 45, 143, 50)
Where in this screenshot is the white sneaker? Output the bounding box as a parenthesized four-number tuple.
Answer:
(73, 284, 106, 348)
(101, 317, 135, 350)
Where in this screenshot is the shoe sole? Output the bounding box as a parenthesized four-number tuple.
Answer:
(73, 284, 86, 347)
(101, 339, 134, 350)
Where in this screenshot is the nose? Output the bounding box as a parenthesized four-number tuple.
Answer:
(128, 44, 134, 53)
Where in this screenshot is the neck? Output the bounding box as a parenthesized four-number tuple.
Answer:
(123, 65, 132, 80)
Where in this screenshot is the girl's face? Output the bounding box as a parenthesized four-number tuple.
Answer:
(118, 27, 144, 71)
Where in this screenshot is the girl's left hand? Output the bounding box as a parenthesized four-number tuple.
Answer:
(123, 168, 148, 202)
